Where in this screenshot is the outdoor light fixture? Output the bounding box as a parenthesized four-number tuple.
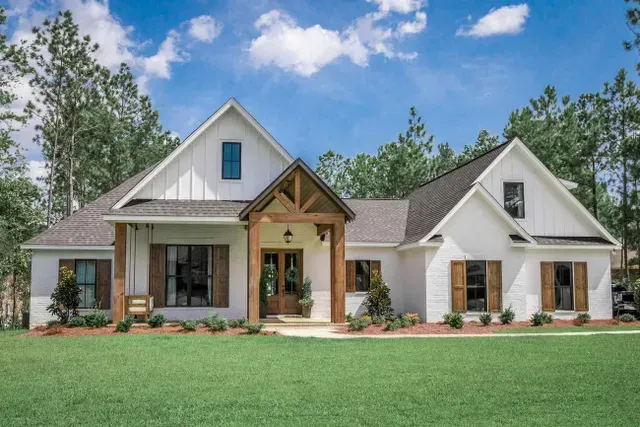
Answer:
(283, 225, 293, 244)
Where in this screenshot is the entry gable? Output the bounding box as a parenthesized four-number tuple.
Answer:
(112, 98, 294, 209)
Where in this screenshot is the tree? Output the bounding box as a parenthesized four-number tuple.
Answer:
(46, 267, 81, 323)
(457, 130, 500, 165)
(624, 0, 640, 74)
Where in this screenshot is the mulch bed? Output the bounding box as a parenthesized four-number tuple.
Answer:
(24, 324, 279, 338)
(340, 319, 639, 335)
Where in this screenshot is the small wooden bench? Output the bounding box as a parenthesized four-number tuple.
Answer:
(125, 295, 154, 321)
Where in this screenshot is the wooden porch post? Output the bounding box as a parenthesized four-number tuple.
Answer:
(330, 219, 346, 323)
(113, 223, 126, 323)
(248, 220, 260, 323)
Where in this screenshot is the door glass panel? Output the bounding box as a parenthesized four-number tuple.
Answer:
(285, 252, 299, 295)
(263, 252, 278, 296)
(466, 261, 487, 312)
(190, 246, 209, 307)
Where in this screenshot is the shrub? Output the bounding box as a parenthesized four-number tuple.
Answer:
(46, 267, 81, 324)
(229, 317, 249, 329)
(499, 305, 516, 325)
(371, 315, 386, 325)
(479, 312, 492, 326)
(574, 312, 591, 326)
(346, 312, 355, 323)
(115, 315, 134, 333)
(384, 318, 402, 331)
(299, 276, 314, 307)
(358, 315, 372, 324)
(530, 311, 550, 326)
(542, 313, 553, 324)
(246, 322, 265, 334)
(619, 313, 635, 323)
(348, 317, 370, 331)
(147, 314, 167, 328)
(363, 270, 393, 318)
(68, 316, 86, 328)
(204, 315, 229, 332)
(46, 319, 61, 329)
(398, 315, 411, 328)
(405, 313, 420, 325)
(179, 319, 198, 331)
(443, 312, 464, 329)
(84, 310, 109, 328)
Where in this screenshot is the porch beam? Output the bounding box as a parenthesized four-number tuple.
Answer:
(272, 190, 295, 213)
(294, 169, 301, 212)
(113, 223, 126, 323)
(330, 219, 346, 323)
(316, 223, 332, 236)
(248, 220, 260, 323)
(300, 190, 321, 213)
(249, 212, 344, 224)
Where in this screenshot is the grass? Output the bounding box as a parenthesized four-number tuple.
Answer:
(1, 333, 640, 426)
(495, 325, 640, 334)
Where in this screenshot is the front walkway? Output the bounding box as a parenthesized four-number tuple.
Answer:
(264, 326, 640, 339)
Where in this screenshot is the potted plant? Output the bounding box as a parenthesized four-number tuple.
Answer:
(299, 276, 314, 318)
(260, 265, 276, 318)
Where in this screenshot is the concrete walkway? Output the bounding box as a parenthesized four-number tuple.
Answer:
(264, 326, 640, 339)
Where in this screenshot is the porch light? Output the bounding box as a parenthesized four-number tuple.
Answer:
(283, 225, 293, 244)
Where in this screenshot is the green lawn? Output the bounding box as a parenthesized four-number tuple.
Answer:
(495, 325, 640, 334)
(1, 331, 639, 427)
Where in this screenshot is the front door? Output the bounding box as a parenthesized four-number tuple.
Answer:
(262, 249, 303, 315)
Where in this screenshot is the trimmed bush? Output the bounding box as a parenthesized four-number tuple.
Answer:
(398, 315, 411, 328)
(363, 271, 393, 318)
(346, 312, 355, 323)
(348, 317, 370, 331)
(371, 315, 386, 325)
(499, 306, 516, 325)
(68, 316, 86, 328)
(46, 267, 81, 324)
(84, 310, 109, 328)
(530, 311, 549, 326)
(207, 316, 229, 332)
(246, 322, 265, 334)
(359, 315, 372, 324)
(179, 319, 198, 332)
(576, 312, 591, 324)
(479, 312, 492, 326)
(384, 318, 402, 331)
(229, 317, 249, 329)
(115, 315, 134, 333)
(404, 313, 420, 325)
(443, 312, 464, 329)
(147, 314, 167, 328)
(542, 312, 553, 324)
(619, 313, 635, 323)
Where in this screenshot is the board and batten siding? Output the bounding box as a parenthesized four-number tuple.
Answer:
(480, 146, 597, 237)
(136, 108, 289, 202)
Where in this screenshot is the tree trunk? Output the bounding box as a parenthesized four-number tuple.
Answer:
(46, 133, 58, 228)
(591, 158, 598, 220)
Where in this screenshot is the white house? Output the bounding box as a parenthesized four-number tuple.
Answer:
(22, 98, 620, 326)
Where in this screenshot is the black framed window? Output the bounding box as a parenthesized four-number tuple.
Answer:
(466, 260, 487, 312)
(504, 182, 525, 219)
(166, 245, 213, 307)
(356, 260, 371, 292)
(554, 262, 573, 310)
(222, 142, 241, 179)
(75, 260, 96, 309)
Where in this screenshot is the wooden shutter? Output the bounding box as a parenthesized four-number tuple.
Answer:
(540, 262, 555, 312)
(451, 260, 466, 312)
(213, 245, 230, 308)
(487, 260, 502, 313)
(574, 262, 589, 312)
(59, 259, 75, 279)
(371, 260, 381, 277)
(149, 244, 166, 308)
(96, 260, 111, 309)
(346, 260, 356, 292)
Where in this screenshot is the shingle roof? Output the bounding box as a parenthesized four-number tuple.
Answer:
(23, 167, 154, 246)
(108, 200, 249, 217)
(402, 142, 510, 245)
(343, 199, 409, 243)
(533, 236, 613, 246)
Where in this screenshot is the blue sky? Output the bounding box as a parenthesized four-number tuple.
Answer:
(4, 0, 638, 170)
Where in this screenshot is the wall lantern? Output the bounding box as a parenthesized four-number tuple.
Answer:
(283, 225, 293, 244)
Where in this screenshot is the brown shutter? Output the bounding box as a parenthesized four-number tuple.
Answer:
(371, 260, 381, 277)
(96, 260, 111, 309)
(451, 260, 466, 312)
(213, 245, 230, 308)
(574, 262, 589, 312)
(540, 262, 555, 312)
(149, 244, 166, 308)
(59, 259, 75, 280)
(346, 260, 356, 292)
(487, 260, 502, 313)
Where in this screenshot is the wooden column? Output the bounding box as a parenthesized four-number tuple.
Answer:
(113, 223, 127, 323)
(330, 219, 346, 323)
(248, 220, 261, 322)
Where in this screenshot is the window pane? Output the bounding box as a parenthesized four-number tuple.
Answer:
(167, 246, 177, 275)
(263, 252, 278, 296)
(176, 246, 189, 277)
(79, 285, 86, 308)
(167, 277, 177, 306)
(175, 276, 188, 306)
(466, 261, 487, 312)
(285, 252, 299, 295)
(223, 143, 231, 159)
(76, 261, 87, 285)
(85, 285, 95, 308)
(504, 182, 525, 218)
(231, 144, 240, 161)
(231, 162, 240, 179)
(554, 262, 573, 310)
(356, 261, 371, 292)
(85, 261, 96, 285)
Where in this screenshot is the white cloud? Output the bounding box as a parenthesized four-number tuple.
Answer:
(249, 4, 425, 77)
(5, 0, 33, 16)
(27, 159, 47, 187)
(187, 15, 223, 43)
(456, 4, 530, 38)
(142, 30, 186, 79)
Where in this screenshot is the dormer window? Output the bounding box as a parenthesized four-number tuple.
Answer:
(222, 142, 241, 180)
(504, 182, 525, 219)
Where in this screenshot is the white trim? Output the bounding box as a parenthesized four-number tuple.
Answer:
(474, 138, 621, 247)
(418, 183, 536, 245)
(103, 215, 244, 224)
(111, 98, 294, 210)
(396, 241, 443, 251)
(559, 178, 578, 190)
(321, 241, 399, 248)
(20, 245, 114, 251)
(522, 244, 618, 251)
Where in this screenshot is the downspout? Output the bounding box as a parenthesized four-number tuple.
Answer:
(133, 224, 138, 294)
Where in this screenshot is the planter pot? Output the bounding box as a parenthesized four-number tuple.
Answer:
(259, 303, 267, 319)
(301, 305, 312, 318)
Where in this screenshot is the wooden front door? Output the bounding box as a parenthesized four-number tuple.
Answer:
(262, 249, 303, 315)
